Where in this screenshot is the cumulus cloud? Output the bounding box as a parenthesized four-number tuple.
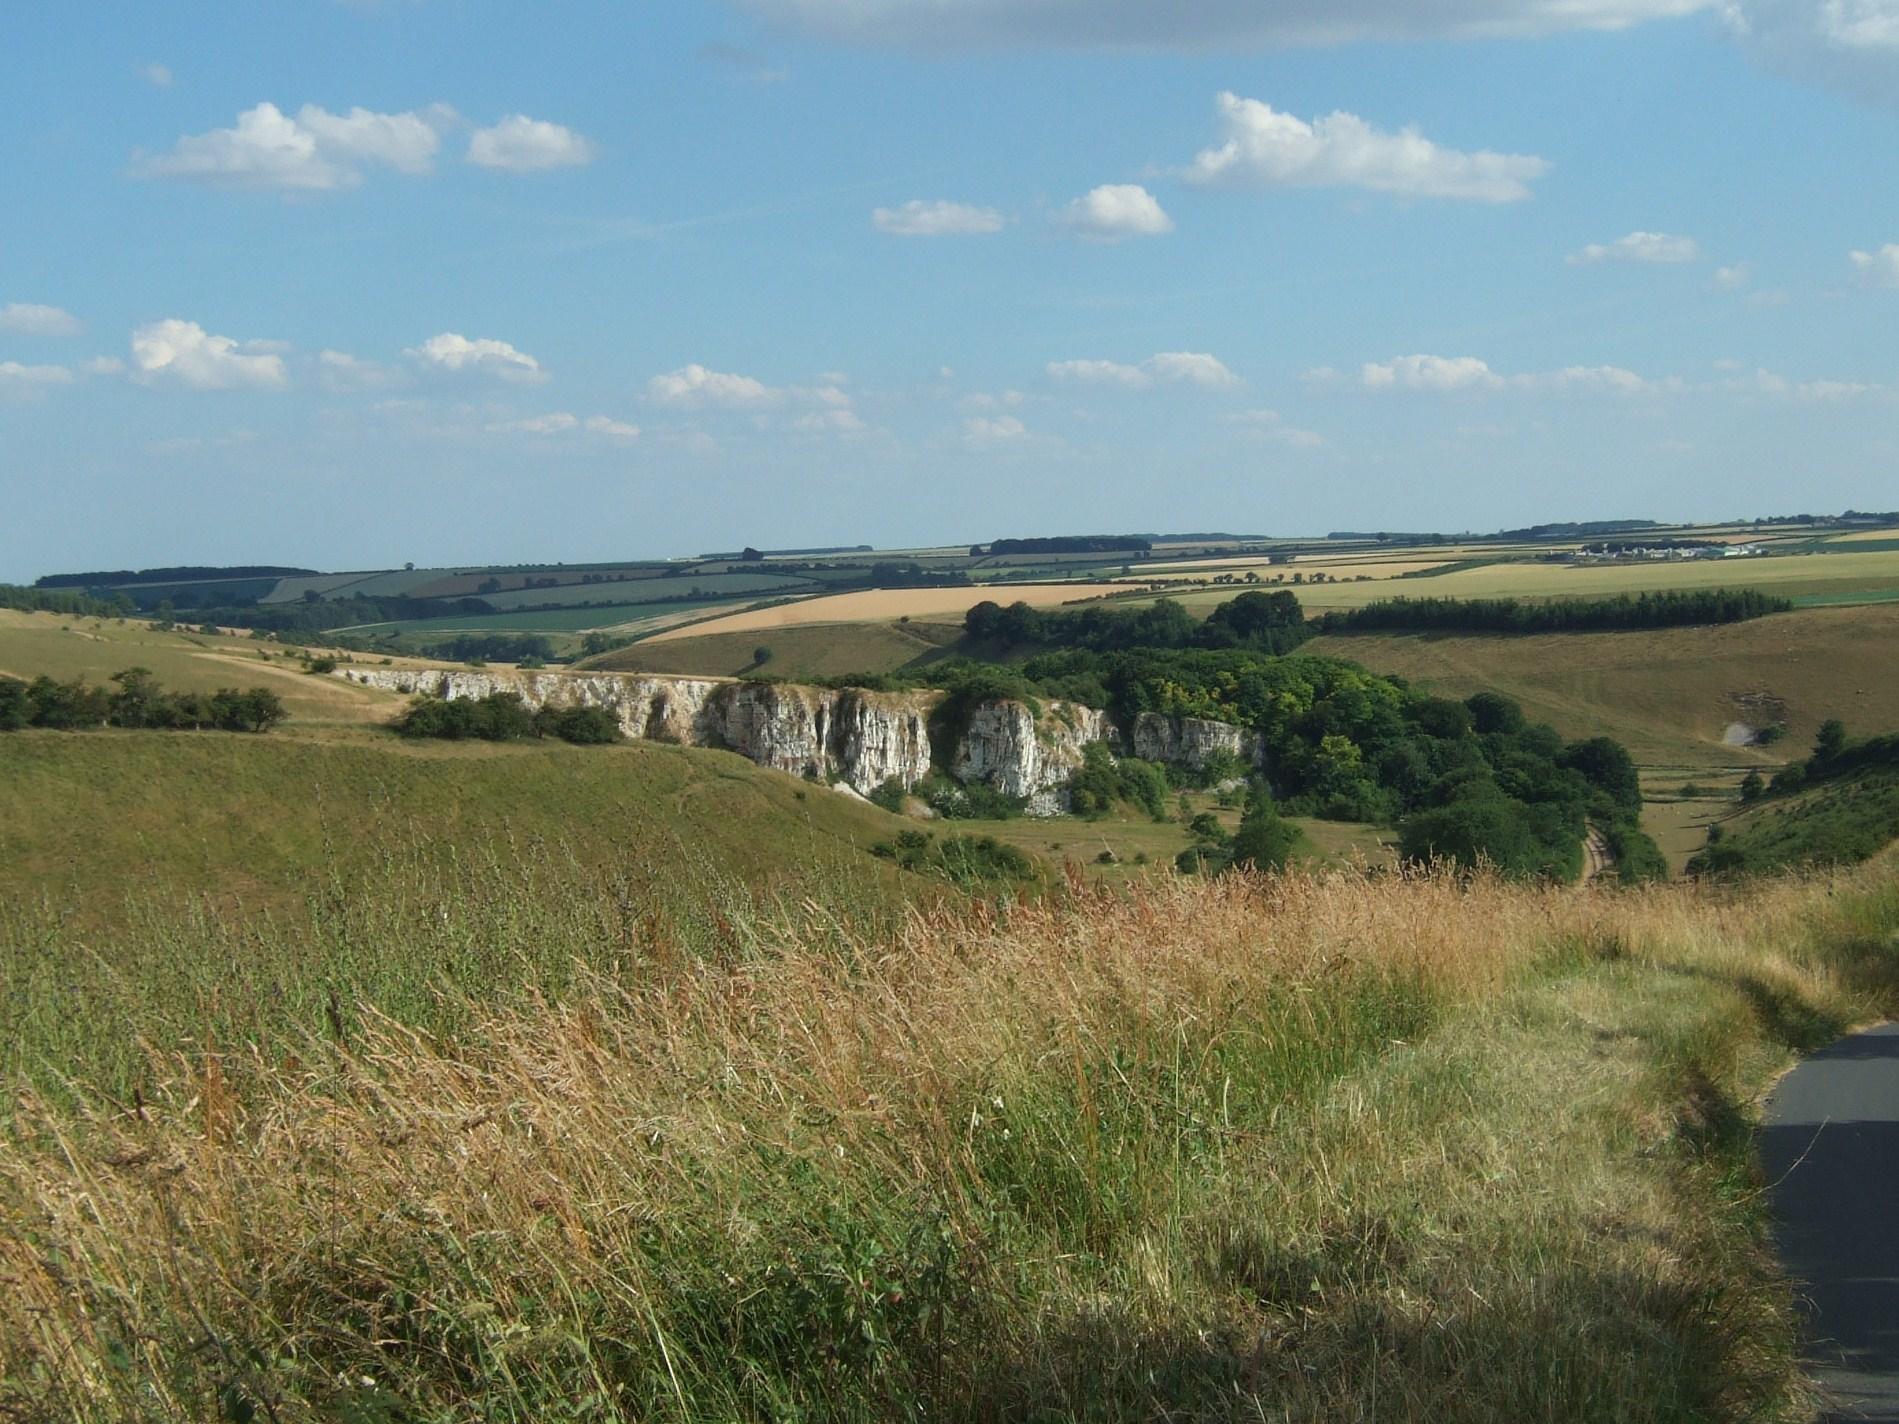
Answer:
(466, 115, 597, 172)
(1353, 353, 1659, 393)
(137, 101, 452, 190)
(130, 319, 289, 390)
(0, 302, 81, 337)
(585, 415, 641, 438)
(1733, 366, 1884, 400)
(648, 363, 780, 408)
(1715, 261, 1754, 288)
(963, 414, 1027, 443)
(406, 332, 545, 382)
(872, 199, 1005, 235)
(1850, 243, 1899, 286)
(736, 0, 1711, 49)
(1569, 230, 1701, 264)
(1057, 184, 1173, 240)
(1048, 351, 1241, 390)
(1185, 93, 1548, 202)
(1721, 0, 1899, 98)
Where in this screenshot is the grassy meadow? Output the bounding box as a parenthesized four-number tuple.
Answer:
(6, 840, 1898, 1420)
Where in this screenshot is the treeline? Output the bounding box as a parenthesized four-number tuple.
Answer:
(394, 691, 620, 745)
(0, 584, 133, 618)
(966, 591, 1312, 654)
(0, 668, 286, 733)
(980, 536, 1152, 556)
(1316, 588, 1790, 635)
(428, 633, 559, 664)
(35, 565, 316, 590)
(181, 594, 496, 636)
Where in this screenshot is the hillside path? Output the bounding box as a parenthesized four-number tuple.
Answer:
(1762, 1023, 1899, 1421)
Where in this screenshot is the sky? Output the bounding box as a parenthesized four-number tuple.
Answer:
(2, 0, 1897, 580)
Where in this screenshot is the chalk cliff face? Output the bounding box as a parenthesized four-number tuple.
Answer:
(1128, 711, 1265, 771)
(952, 701, 1111, 816)
(340, 668, 931, 794)
(340, 668, 1262, 815)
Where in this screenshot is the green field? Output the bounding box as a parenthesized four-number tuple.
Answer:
(351, 594, 783, 635)
(588, 618, 964, 678)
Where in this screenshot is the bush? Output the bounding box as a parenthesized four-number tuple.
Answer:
(537, 705, 622, 745)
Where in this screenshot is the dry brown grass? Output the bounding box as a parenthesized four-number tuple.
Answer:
(4, 860, 1894, 1420)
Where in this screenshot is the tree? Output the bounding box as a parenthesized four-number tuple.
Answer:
(1226, 798, 1298, 873)
(1739, 771, 1765, 802)
(1814, 719, 1848, 764)
(1466, 691, 1525, 735)
(752, 645, 774, 667)
(741, 546, 765, 562)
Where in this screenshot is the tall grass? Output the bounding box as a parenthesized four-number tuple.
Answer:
(4, 860, 1897, 1421)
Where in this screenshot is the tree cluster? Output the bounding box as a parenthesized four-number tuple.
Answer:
(0, 668, 286, 733)
(965, 591, 1311, 655)
(393, 692, 622, 745)
(1315, 588, 1790, 635)
(0, 584, 133, 619)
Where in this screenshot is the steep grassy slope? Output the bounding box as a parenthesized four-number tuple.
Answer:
(1309, 604, 1899, 767)
(1695, 769, 1899, 876)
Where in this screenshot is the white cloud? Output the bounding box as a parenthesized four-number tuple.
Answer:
(0, 362, 74, 400)
(959, 388, 1026, 411)
(1184, 92, 1548, 202)
(1356, 353, 1660, 393)
(963, 414, 1028, 443)
(1568, 230, 1701, 264)
(0, 303, 82, 337)
(317, 349, 402, 391)
(489, 411, 580, 435)
(584, 415, 641, 438)
(792, 407, 868, 433)
(1730, 366, 1883, 400)
(137, 102, 452, 191)
(466, 115, 597, 172)
(1057, 184, 1173, 241)
(1229, 408, 1326, 448)
(1147, 351, 1241, 389)
(1047, 358, 1149, 387)
(872, 199, 1005, 235)
(648, 363, 781, 408)
(130, 319, 289, 390)
(738, 0, 1712, 49)
(1850, 244, 1899, 286)
(1714, 262, 1753, 288)
(1047, 351, 1241, 390)
(406, 332, 545, 382)
(141, 63, 174, 88)
(81, 356, 125, 376)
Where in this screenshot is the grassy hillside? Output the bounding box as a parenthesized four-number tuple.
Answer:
(7, 848, 1897, 1420)
(0, 607, 408, 724)
(1309, 603, 1899, 767)
(1693, 768, 1899, 877)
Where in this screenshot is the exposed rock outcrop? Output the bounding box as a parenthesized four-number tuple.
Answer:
(339, 668, 1265, 816)
(1129, 711, 1265, 771)
(339, 669, 931, 794)
(952, 701, 1110, 816)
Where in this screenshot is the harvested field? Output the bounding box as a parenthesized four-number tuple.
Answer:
(643, 584, 1120, 642)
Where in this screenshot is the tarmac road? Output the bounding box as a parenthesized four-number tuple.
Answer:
(1763, 1023, 1899, 1422)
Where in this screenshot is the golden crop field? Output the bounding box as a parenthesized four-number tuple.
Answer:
(1156, 547, 1899, 611)
(642, 583, 1122, 642)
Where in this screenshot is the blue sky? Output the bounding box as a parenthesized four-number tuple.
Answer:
(2, 0, 1897, 579)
